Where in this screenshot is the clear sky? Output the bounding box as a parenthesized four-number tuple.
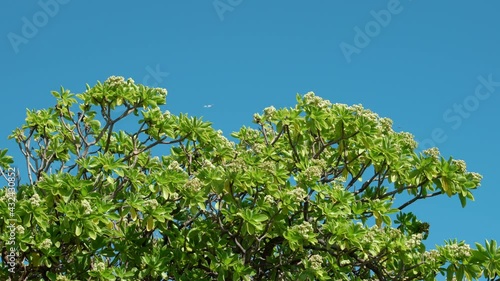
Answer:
(1, 0, 499, 269)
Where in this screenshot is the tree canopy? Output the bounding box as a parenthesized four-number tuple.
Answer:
(0, 76, 499, 280)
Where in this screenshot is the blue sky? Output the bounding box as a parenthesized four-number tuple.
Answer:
(1, 0, 499, 269)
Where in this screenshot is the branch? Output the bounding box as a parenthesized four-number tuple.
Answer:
(397, 190, 442, 210)
(285, 125, 300, 163)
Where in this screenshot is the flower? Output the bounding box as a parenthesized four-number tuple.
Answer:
(309, 254, 323, 269)
(318, 99, 332, 109)
(423, 147, 440, 159)
(304, 92, 332, 108)
(184, 178, 203, 192)
(263, 106, 277, 118)
(202, 159, 215, 169)
(154, 87, 167, 96)
(469, 172, 482, 183)
(253, 113, 262, 123)
(16, 225, 25, 235)
(264, 195, 275, 203)
(168, 161, 185, 172)
(379, 117, 394, 132)
(104, 76, 126, 88)
(145, 199, 159, 210)
(286, 188, 307, 202)
(407, 233, 423, 248)
(302, 165, 323, 182)
(399, 132, 418, 150)
(30, 193, 41, 207)
(40, 238, 52, 250)
(293, 221, 314, 236)
(94, 262, 106, 271)
(56, 275, 71, 281)
(422, 249, 440, 264)
(451, 159, 467, 173)
(81, 199, 92, 215)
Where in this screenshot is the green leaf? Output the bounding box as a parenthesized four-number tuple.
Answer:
(253, 214, 268, 222)
(75, 223, 82, 236)
(0, 148, 14, 169)
(146, 216, 154, 231)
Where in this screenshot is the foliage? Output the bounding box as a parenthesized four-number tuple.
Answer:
(0, 76, 498, 280)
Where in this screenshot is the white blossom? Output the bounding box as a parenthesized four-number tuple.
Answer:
(184, 178, 203, 192)
(423, 147, 440, 159)
(40, 238, 52, 250)
(451, 159, 466, 173)
(16, 225, 25, 235)
(309, 254, 323, 269)
(30, 193, 41, 207)
(263, 106, 277, 118)
(286, 188, 307, 202)
(81, 199, 92, 215)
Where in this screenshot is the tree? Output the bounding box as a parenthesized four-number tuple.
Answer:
(0, 76, 498, 280)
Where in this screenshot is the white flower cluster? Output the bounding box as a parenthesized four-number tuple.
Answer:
(469, 172, 482, 183)
(30, 193, 42, 207)
(223, 137, 235, 149)
(318, 100, 332, 109)
(304, 92, 316, 102)
(350, 104, 379, 121)
(350, 104, 364, 114)
(252, 113, 262, 124)
(361, 226, 402, 246)
(94, 261, 106, 272)
(304, 92, 332, 109)
(332, 103, 348, 110)
(250, 143, 265, 154)
(339, 259, 351, 266)
(104, 76, 126, 88)
(144, 199, 159, 210)
(422, 249, 440, 264)
(56, 275, 71, 281)
(184, 178, 203, 192)
(407, 233, 423, 248)
(202, 159, 215, 169)
(308, 254, 323, 269)
(243, 128, 262, 141)
(154, 87, 167, 96)
(264, 194, 275, 204)
(168, 161, 185, 173)
(311, 159, 327, 170)
(258, 161, 275, 172)
(286, 188, 307, 202)
(399, 132, 418, 150)
(81, 199, 92, 215)
(446, 243, 472, 259)
(263, 106, 277, 118)
(16, 225, 25, 235)
(379, 117, 394, 132)
(292, 221, 314, 237)
(451, 159, 467, 173)
(302, 165, 323, 182)
(360, 226, 380, 245)
(40, 238, 52, 250)
(216, 131, 234, 149)
(423, 147, 440, 159)
(331, 176, 346, 190)
(226, 158, 246, 173)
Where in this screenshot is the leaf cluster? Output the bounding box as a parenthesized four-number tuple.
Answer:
(0, 79, 497, 281)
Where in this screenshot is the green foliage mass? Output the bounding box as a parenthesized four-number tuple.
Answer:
(0, 77, 498, 280)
